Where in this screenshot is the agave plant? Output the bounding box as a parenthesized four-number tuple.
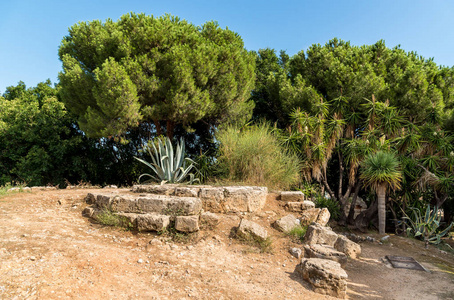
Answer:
(134, 137, 199, 184)
(402, 205, 453, 249)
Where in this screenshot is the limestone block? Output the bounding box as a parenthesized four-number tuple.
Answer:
(304, 244, 348, 267)
(289, 247, 303, 259)
(110, 196, 139, 213)
(175, 215, 200, 232)
(136, 214, 170, 231)
(316, 207, 330, 226)
(237, 219, 268, 242)
(85, 193, 96, 204)
(285, 201, 315, 212)
(82, 206, 95, 218)
(95, 194, 113, 209)
(280, 191, 305, 202)
(299, 208, 321, 226)
(334, 235, 361, 259)
(200, 187, 225, 213)
(224, 186, 267, 213)
(174, 186, 201, 198)
(136, 195, 202, 215)
(304, 223, 339, 246)
(274, 214, 300, 233)
(296, 258, 347, 299)
(200, 212, 220, 229)
(132, 184, 176, 195)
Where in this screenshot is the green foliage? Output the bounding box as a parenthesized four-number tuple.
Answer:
(360, 151, 402, 192)
(235, 230, 273, 253)
(287, 225, 308, 242)
(134, 137, 199, 184)
(313, 194, 341, 221)
(59, 13, 256, 139)
(403, 205, 454, 248)
(0, 183, 28, 198)
(216, 123, 301, 190)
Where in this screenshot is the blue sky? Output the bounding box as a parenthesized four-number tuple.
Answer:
(1, 0, 453, 93)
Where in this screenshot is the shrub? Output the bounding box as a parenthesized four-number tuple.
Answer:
(313, 194, 341, 221)
(216, 123, 301, 190)
(287, 225, 308, 242)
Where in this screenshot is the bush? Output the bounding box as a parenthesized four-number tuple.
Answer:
(216, 123, 301, 190)
(288, 225, 308, 242)
(313, 194, 341, 221)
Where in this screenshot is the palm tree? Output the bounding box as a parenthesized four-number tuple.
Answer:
(360, 151, 402, 234)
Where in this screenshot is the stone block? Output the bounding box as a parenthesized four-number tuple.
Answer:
(296, 258, 347, 299)
(334, 235, 361, 259)
(304, 244, 348, 267)
(304, 223, 339, 246)
(85, 193, 96, 204)
(285, 201, 315, 212)
(224, 186, 267, 213)
(280, 191, 305, 202)
(274, 214, 300, 233)
(316, 207, 330, 226)
(110, 196, 139, 213)
(200, 187, 225, 213)
(237, 219, 268, 242)
(174, 186, 201, 198)
(175, 215, 200, 232)
(200, 212, 220, 229)
(136, 214, 170, 231)
(299, 208, 321, 226)
(137, 195, 202, 215)
(132, 184, 176, 195)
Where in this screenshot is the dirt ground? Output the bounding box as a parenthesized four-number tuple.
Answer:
(1, 189, 453, 300)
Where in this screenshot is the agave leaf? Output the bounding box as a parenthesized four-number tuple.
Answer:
(424, 205, 431, 223)
(166, 137, 174, 172)
(438, 222, 454, 238)
(138, 173, 159, 183)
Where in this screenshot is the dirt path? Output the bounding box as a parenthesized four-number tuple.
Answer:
(0, 189, 453, 299)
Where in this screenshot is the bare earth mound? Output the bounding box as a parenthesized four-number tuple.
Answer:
(1, 189, 453, 299)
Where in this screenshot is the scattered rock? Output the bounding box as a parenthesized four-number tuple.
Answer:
(299, 208, 321, 226)
(30, 256, 36, 261)
(137, 259, 144, 264)
(334, 235, 361, 259)
(304, 223, 338, 246)
(236, 219, 268, 242)
(175, 216, 200, 233)
(296, 258, 348, 299)
(280, 191, 305, 202)
(380, 235, 390, 243)
(304, 244, 348, 267)
(289, 247, 303, 259)
(285, 201, 315, 212)
(82, 207, 95, 218)
(315, 208, 330, 226)
(274, 214, 300, 233)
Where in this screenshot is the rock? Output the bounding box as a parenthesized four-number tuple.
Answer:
(299, 208, 321, 226)
(82, 207, 95, 218)
(334, 235, 361, 259)
(199, 187, 226, 213)
(380, 235, 390, 243)
(316, 208, 330, 226)
(280, 191, 305, 202)
(296, 258, 348, 299)
(304, 244, 348, 267)
(30, 256, 36, 261)
(85, 193, 96, 204)
(174, 186, 201, 198)
(175, 216, 200, 232)
(285, 201, 315, 212)
(236, 219, 268, 242)
(274, 214, 300, 233)
(136, 214, 170, 231)
(304, 223, 338, 246)
(223, 186, 268, 213)
(132, 184, 177, 195)
(289, 247, 303, 259)
(344, 194, 367, 219)
(137, 259, 144, 264)
(104, 185, 118, 189)
(200, 212, 220, 229)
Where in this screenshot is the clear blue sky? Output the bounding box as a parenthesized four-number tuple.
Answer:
(1, 0, 453, 93)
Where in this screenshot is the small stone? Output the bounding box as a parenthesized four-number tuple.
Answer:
(30, 256, 36, 261)
(380, 235, 390, 242)
(137, 259, 143, 264)
(289, 247, 303, 259)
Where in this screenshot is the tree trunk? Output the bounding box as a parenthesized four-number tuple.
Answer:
(154, 120, 162, 137)
(166, 120, 175, 140)
(347, 182, 361, 225)
(377, 184, 387, 234)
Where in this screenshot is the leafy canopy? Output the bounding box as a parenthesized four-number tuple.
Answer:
(58, 13, 256, 139)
